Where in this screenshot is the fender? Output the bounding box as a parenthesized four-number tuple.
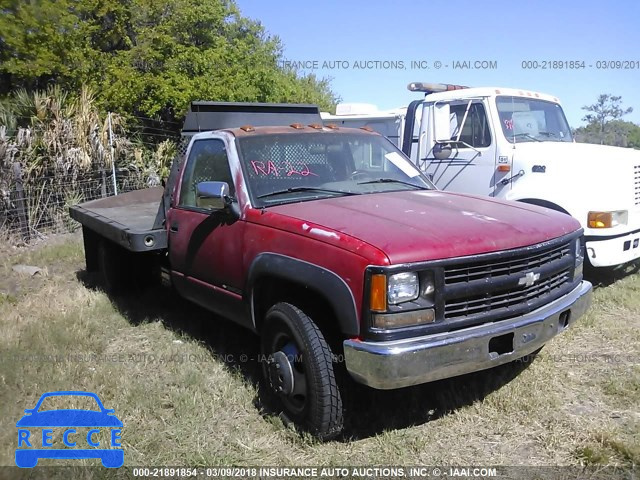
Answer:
(246, 253, 360, 336)
(515, 198, 571, 216)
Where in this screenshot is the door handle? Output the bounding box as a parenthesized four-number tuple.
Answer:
(170, 222, 179, 232)
(499, 169, 525, 186)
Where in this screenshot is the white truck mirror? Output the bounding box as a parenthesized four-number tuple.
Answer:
(433, 103, 451, 143)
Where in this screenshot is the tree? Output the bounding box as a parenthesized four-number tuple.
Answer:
(581, 94, 633, 144)
(0, 0, 338, 128)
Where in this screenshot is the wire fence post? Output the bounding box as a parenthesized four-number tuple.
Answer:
(12, 162, 30, 242)
(108, 112, 118, 195)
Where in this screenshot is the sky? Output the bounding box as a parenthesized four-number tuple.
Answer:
(236, 0, 640, 128)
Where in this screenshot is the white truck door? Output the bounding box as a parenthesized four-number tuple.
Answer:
(422, 99, 499, 196)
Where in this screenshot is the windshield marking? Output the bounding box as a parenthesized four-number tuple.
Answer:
(250, 160, 318, 178)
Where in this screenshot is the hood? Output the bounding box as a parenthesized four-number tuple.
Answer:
(513, 140, 640, 159)
(268, 191, 580, 264)
(511, 141, 640, 212)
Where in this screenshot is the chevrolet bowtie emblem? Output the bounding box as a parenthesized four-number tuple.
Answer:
(518, 271, 540, 287)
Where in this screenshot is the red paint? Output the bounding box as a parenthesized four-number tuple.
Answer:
(286, 162, 318, 177)
(250, 160, 279, 176)
(250, 160, 317, 178)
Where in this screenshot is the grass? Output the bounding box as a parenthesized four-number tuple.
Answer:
(0, 235, 638, 476)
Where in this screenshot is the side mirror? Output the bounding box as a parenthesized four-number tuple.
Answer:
(196, 181, 230, 210)
(433, 103, 451, 143)
(433, 143, 452, 160)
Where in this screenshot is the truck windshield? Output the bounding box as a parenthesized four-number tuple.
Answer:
(237, 132, 434, 206)
(496, 96, 573, 143)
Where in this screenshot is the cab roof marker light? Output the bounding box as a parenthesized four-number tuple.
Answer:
(290, 123, 305, 129)
(308, 123, 323, 129)
(240, 125, 255, 132)
(407, 82, 468, 93)
(325, 124, 339, 130)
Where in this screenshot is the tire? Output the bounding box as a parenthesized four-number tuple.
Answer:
(261, 302, 343, 440)
(97, 240, 127, 293)
(82, 226, 100, 272)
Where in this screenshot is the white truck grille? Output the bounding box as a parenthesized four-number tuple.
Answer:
(635, 165, 640, 206)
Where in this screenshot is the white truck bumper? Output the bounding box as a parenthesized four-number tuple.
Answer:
(585, 228, 640, 267)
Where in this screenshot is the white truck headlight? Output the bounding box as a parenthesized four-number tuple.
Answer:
(587, 210, 628, 228)
(388, 272, 419, 305)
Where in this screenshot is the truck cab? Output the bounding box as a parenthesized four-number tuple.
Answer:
(323, 83, 640, 268)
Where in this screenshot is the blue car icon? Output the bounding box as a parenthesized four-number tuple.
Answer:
(16, 391, 123, 468)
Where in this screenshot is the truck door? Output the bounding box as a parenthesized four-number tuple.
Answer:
(422, 99, 499, 196)
(167, 137, 246, 317)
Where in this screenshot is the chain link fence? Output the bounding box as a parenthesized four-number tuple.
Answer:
(0, 163, 165, 243)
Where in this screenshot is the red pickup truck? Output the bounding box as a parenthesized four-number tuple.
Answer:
(70, 103, 592, 440)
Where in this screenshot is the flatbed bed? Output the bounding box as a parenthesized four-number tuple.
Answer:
(69, 187, 167, 252)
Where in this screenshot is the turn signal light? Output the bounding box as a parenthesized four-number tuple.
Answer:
(587, 210, 628, 228)
(370, 274, 387, 312)
(497, 164, 511, 172)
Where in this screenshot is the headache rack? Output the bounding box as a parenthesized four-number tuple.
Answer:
(181, 102, 322, 137)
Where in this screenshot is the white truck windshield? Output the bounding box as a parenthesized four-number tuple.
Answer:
(496, 96, 573, 143)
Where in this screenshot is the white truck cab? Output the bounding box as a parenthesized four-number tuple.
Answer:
(322, 83, 640, 268)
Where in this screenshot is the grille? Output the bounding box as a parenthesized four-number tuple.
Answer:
(442, 239, 574, 321)
(635, 165, 640, 206)
(444, 268, 571, 318)
(445, 241, 571, 284)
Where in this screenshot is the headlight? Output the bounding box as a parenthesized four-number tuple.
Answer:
(388, 272, 419, 305)
(587, 210, 628, 228)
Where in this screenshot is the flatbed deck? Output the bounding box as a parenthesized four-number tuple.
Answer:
(69, 187, 167, 252)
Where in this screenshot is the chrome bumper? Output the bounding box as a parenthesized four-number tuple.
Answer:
(343, 281, 592, 390)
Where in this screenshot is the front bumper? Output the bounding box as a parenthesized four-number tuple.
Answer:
(585, 229, 640, 267)
(343, 281, 592, 389)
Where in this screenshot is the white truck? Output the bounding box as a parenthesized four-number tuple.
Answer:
(322, 82, 640, 268)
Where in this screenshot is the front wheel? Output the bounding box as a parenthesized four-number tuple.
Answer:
(261, 302, 343, 440)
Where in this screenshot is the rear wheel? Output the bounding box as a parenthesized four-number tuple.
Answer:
(261, 302, 343, 440)
(97, 240, 128, 293)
